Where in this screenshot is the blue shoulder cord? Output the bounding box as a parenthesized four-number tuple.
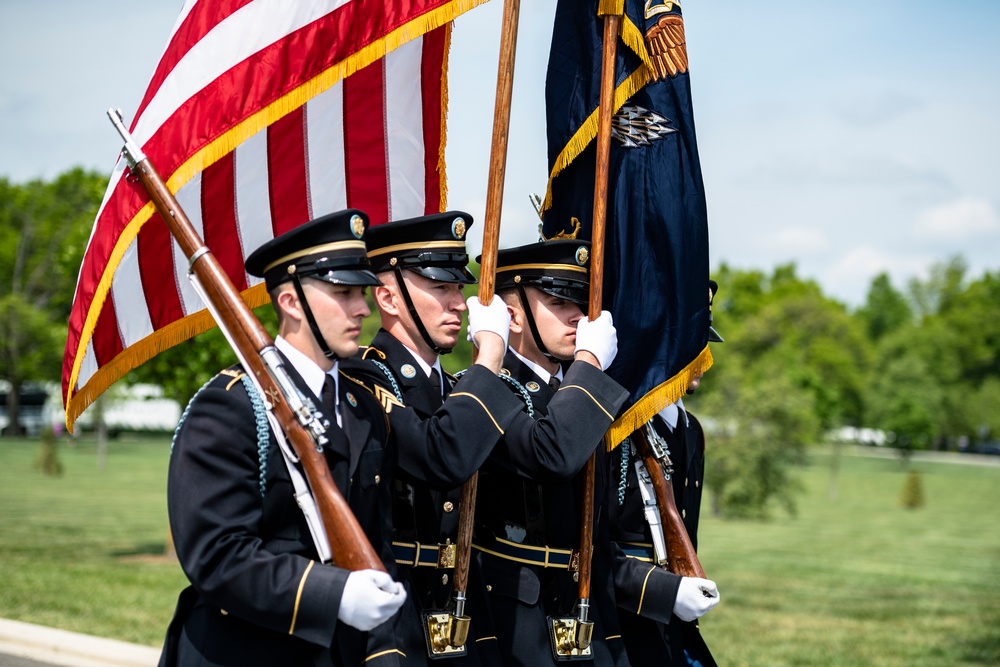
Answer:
(460, 368, 535, 419)
(619, 436, 632, 507)
(240, 376, 271, 499)
(370, 359, 405, 404)
(170, 374, 271, 499)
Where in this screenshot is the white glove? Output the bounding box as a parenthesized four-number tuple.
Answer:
(672, 576, 720, 622)
(574, 311, 618, 370)
(466, 295, 510, 348)
(337, 569, 407, 631)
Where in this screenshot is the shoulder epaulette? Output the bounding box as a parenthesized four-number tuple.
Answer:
(218, 367, 248, 391)
(496, 371, 535, 419)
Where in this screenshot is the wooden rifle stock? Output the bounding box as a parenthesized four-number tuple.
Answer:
(630, 426, 705, 578)
(108, 110, 383, 572)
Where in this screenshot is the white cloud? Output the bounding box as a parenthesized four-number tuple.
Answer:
(822, 246, 931, 305)
(915, 198, 1000, 239)
(772, 226, 828, 254)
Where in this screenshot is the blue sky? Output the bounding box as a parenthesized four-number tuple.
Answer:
(2, 1, 998, 306)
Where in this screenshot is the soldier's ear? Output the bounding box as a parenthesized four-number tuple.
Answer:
(507, 303, 524, 334)
(274, 285, 302, 323)
(373, 283, 399, 316)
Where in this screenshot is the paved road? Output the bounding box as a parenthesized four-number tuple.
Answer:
(0, 655, 59, 667)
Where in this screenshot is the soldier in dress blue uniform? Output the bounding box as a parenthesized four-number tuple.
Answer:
(608, 281, 724, 667)
(340, 212, 525, 666)
(473, 239, 632, 666)
(160, 210, 407, 667)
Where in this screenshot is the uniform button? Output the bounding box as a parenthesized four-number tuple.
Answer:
(441, 574, 449, 585)
(695, 480, 700, 488)
(220, 609, 228, 616)
(682, 509, 687, 519)
(443, 501, 455, 513)
(685, 478, 689, 487)
(374, 474, 381, 485)
(486, 584, 492, 592)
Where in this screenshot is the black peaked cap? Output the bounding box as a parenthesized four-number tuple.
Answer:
(245, 209, 381, 291)
(364, 211, 476, 284)
(488, 239, 591, 307)
(708, 279, 724, 343)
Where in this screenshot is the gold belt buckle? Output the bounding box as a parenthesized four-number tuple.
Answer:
(437, 540, 456, 569)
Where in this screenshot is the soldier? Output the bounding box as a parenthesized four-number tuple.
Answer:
(341, 212, 526, 665)
(160, 210, 407, 667)
(608, 281, 724, 667)
(473, 239, 631, 666)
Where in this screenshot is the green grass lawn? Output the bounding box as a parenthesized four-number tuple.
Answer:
(1, 436, 999, 664)
(697, 450, 1000, 666)
(0, 434, 187, 646)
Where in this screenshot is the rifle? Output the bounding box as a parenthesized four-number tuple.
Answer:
(630, 423, 705, 578)
(107, 109, 384, 573)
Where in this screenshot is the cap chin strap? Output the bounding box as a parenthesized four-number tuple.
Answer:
(516, 284, 557, 363)
(393, 266, 453, 356)
(291, 274, 338, 360)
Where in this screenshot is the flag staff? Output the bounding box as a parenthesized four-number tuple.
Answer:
(550, 8, 621, 659)
(426, 0, 522, 658)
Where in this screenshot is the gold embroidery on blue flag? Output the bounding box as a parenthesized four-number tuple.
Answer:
(645, 14, 688, 81)
(644, 1, 681, 20)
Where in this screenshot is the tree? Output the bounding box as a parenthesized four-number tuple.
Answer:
(0, 169, 105, 434)
(691, 264, 858, 517)
(857, 272, 913, 341)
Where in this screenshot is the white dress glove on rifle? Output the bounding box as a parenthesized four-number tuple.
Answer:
(466, 295, 511, 348)
(574, 311, 618, 370)
(672, 576, 720, 622)
(337, 569, 407, 631)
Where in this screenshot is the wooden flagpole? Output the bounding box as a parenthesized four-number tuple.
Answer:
(436, 0, 521, 656)
(562, 9, 622, 655)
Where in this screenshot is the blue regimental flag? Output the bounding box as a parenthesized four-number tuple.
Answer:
(541, 0, 713, 447)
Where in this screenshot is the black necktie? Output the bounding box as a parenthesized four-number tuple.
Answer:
(548, 375, 561, 392)
(429, 367, 442, 398)
(321, 373, 339, 426)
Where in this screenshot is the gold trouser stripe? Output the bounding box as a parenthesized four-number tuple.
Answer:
(449, 392, 503, 433)
(636, 565, 656, 616)
(366, 648, 407, 661)
(561, 385, 613, 420)
(289, 560, 315, 635)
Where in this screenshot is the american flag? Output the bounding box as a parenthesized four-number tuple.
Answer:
(63, 0, 488, 429)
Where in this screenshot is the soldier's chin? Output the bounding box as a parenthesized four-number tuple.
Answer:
(434, 331, 459, 350)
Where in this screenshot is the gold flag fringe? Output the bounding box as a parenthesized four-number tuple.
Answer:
(597, 0, 625, 15)
(620, 14, 654, 73)
(540, 65, 650, 217)
(438, 22, 453, 211)
(66, 283, 271, 431)
(66, 0, 484, 425)
(604, 345, 713, 451)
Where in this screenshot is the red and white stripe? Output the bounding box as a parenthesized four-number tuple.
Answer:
(64, 0, 483, 426)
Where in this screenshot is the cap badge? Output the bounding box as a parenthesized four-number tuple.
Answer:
(401, 364, 417, 379)
(451, 217, 467, 240)
(576, 246, 589, 266)
(346, 392, 358, 408)
(526, 381, 540, 393)
(350, 215, 365, 239)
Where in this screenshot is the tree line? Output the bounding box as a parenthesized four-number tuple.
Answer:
(2, 170, 997, 516)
